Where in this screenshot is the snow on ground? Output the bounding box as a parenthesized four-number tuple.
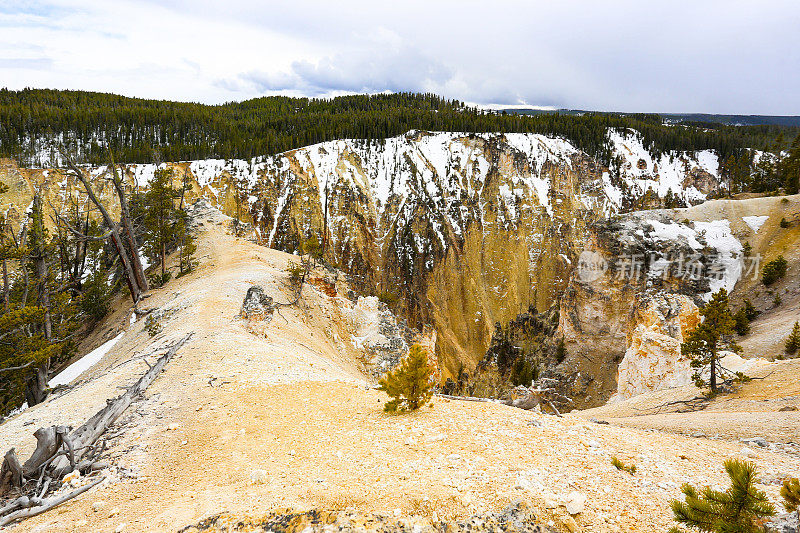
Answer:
(694, 220, 743, 297)
(742, 215, 769, 233)
(49, 331, 125, 387)
(644, 218, 742, 299)
(606, 129, 715, 206)
(646, 220, 703, 249)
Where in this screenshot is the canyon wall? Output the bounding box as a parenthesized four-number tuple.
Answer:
(0, 129, 724, 389)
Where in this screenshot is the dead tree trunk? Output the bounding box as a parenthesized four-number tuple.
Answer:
(108, 153, 149, 293)
(63, 154, 142, 303)
(0, 449, 23, 492)
(26, 195, 52, 406)
(23, 364, 49, 407)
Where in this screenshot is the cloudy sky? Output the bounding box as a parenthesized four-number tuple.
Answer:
(2, 0, 799, 114)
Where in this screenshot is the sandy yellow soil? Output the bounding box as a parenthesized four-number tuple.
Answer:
(580, 358, 800, 443)
(2, 208, 799, 533)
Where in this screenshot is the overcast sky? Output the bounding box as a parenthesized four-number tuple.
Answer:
(2, 0, 799, 114)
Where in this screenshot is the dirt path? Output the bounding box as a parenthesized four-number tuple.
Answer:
(3, 210, 800, 533)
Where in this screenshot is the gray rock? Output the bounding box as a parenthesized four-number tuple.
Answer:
(741, 437, 768, 448)
(765, 512, 799, 533)
(240, 286, 274, 322)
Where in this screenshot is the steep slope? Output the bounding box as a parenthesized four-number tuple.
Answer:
(2, 209, 798, 533)
(1, 128, 724, 384)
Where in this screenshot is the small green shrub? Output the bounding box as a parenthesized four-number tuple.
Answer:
(378, 291, 399, 306)
(285, 261, 305, 286)
(786, 322, 800, 355)
(774, 294, 782, 307)
(147, 270, 172, 289)
(742, 241, 753, 257)
(80, 270, 111, 324)
(670, 459, 775, 533)
(303, 234, 323, 262)
(379, 344, 434, 413)
(510, 358, 537, 386)
(144, 313, 162, 337)
(733, 308, 750, 336)
(611, 456, 637, 475)
(780, 217, 790, 228)
(555, 339, 567, 363)
(782, 477, 800, 512)
(762, 256, 788, 285)
(743, 299, 759, 321)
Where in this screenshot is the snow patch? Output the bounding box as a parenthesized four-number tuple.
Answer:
(49, 332, 124, 387)
(742, 215, 768, 233)
(607, 129, 715, 205)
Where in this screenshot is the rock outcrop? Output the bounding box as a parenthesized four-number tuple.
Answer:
(240, 286, 275, 322)
(557, 210, 744, 405)
(612, 294, 699, 401)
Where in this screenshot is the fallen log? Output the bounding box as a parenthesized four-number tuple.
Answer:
(51, 333, 193, 477)
(22, 426, 70, 478)
(1, 333, 192, 507)
(436, 394, 496, 403)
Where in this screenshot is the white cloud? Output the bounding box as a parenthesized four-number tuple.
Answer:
(1, 0, 799, 113)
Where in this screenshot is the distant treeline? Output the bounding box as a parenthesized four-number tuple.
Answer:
(0, 88, 797, 166)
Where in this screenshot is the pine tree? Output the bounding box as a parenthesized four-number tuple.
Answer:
(0, 184, 13, 312)
(80, 268, 111, 325)
(782, 477, 800, 513)
(780, 132, 800, 194)
(0, 195, 79, 410)
(733, 307, 750, 336)
(137, 167, 182, 286)
(175, 214, 197, 277)
(743, 299, 759, 321)
(786, 322, 800, 356)
(304, 234, 323, 264)
(670, 459, 775, 533)
(762, 256, 788, 286)
(681, 289, 736, 392)
(378, 344, 434, 413)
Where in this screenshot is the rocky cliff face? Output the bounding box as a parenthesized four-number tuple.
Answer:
(0, 128, 724, 389)
(557, 209, 745, 404)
